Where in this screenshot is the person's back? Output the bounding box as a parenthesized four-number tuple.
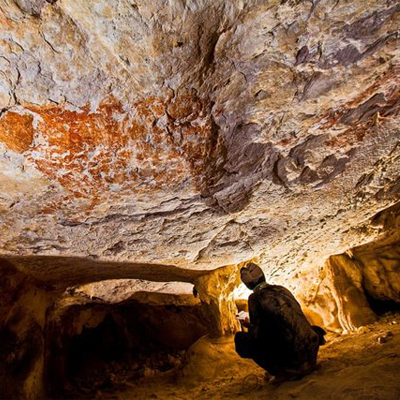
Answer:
(235, 263, 325, 381)
(248, 283, 320, 378)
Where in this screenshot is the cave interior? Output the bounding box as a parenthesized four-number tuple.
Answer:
(1, 0, 400, 399)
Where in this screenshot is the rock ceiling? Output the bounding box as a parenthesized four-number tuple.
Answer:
(0, 0, 399, 285)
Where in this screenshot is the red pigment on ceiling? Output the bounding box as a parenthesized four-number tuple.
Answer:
(0, 112, 34, 153)
(0, 94, 220, 200)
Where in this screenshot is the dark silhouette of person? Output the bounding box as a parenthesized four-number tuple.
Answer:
(235, 263, 326, 382)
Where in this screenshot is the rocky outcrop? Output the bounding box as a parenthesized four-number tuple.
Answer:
(194, 264, 241, 336)
(0, 255, 245, 398)
(301, 208, 400, 332)
(322, 254, 377, 333)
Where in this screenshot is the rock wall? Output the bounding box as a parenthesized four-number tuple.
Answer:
(302, 230, 400, 333)
(0, 260, 53, 399)
(194, 264, 241, 336)
(323, 254, 377, 332)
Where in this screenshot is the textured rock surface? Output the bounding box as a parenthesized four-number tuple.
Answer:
(0, 0, 399, 285)
(318, 254, 377, 332)
(1, 255, 206, 289)
(297, 204, 400, 332)
(194, 264, 241, 336)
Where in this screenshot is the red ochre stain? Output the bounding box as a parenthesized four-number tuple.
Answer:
(0, 94, 220, 201)
(0, 112, 35, 153)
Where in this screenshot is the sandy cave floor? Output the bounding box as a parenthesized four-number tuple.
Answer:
(72, 313, 400, 400)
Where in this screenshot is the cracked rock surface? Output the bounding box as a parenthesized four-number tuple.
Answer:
(0, 0, 399, 282)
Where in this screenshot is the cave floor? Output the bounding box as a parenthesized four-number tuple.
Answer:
(76, 313, 400, 400)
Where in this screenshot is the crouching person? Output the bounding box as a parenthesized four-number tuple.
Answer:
(235, 263, 326, 382)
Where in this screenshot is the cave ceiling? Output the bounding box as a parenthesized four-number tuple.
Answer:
(0, 0, 399, 284)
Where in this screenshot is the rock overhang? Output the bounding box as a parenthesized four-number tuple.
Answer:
(0, 0, 399, 288)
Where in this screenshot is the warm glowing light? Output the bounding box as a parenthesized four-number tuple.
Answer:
(233, 283, 253, 300)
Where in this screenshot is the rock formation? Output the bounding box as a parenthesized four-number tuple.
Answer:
(0, 0, 399, 273)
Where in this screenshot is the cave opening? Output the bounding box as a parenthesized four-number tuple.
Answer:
(45, 288, 211, 398)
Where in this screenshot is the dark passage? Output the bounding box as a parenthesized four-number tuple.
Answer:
(365, 291, 400, 316)
(45, 295, 209, 398)
(66, 314, 126, 386)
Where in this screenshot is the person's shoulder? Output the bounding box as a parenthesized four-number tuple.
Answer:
(267, 284, 293, 292)
(248, 290, 263, 306)
(258, 283, 284, 292)
(261, 284, 296, 298)
(248, 291, 257, 301)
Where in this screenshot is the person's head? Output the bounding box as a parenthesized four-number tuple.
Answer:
(240, 263, 266, 290)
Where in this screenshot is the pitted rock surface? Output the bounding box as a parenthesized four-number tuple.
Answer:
(0, 0, 399, 282)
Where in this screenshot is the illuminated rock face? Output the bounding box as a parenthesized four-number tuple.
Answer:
(0, 0, 399, 280)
